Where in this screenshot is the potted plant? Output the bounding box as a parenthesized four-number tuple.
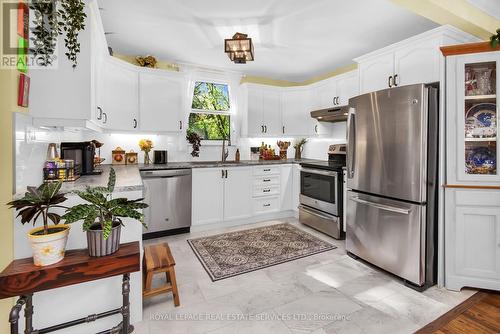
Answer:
(62, 168, 148, 257)
(7, 182, 70, 266)
(294, 138, 307, 160)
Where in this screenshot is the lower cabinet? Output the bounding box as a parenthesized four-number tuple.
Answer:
(445, 188, 500, 291)
(192, 164, 297, 226)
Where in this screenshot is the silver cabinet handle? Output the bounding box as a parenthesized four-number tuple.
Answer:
(350, 196, 411, 215)
(263, 189, 271, 193)
(264, 125, 267, 133)
(102, 112, 107, 124)
(263, 203, 271, 207)
(263, 168, 271, 172)
(97, 106, 102, 120)
(388, 76, 393, 88)
(261, 125, 264, 133)
(263, 179, 271, 182)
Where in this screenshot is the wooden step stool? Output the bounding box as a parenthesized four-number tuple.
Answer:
(143, 243, 180, 306)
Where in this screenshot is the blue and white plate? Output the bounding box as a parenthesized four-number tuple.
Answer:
(466, 103, 496, 127)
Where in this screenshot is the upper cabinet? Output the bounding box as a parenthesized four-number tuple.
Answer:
(246, 85, 282, 136)
(446, 51, 500, 185)
(282, 87, 313, 136)
(139, 71, 185, 132)
(100, 58, 139, 131)
(355, 26, 478, 95)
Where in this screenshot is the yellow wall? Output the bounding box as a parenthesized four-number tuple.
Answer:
(0, 0, 28, 331)
(113, 53, 180, 72)
(392, 0, 500, 40)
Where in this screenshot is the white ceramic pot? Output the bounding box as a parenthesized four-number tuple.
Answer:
(28, 225, 70, 266)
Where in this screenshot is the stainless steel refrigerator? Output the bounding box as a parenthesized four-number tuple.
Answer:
(346, 83, 439, 289)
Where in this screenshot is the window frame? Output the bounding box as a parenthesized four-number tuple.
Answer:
(188, 78, 234, 145)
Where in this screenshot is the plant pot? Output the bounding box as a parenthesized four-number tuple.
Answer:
(28, 225, 70, 267)
(86, 222, 121, 257)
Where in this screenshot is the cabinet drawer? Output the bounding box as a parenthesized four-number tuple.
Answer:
(253, 196, 280, 214)
(253, 175, 280, 186)
(253, 165, 280, 176)
(253, 185, 280, 198)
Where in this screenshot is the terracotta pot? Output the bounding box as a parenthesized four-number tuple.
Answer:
(86, 222, 121, 257)
(28, 225, 70, 266)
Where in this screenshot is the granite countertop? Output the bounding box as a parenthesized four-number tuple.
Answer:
(137, 158, 325, 170)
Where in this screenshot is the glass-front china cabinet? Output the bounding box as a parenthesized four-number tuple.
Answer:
(442, 42, 500, 292)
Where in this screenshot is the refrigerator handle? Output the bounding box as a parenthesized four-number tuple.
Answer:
(350, 196, 411, 215)
(347, 107, 356, 178)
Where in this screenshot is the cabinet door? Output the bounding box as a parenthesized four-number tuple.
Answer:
(192, 168, 224, 225)
(247, 86, 264, 136)
(280, 165, 293, 211)
(139, 72, 183, 132)
(358, 53, 394, 94)
(337, 71, 359, 106)
(447, 54, 500, 185)
(101, 59, 139, 130)
(292, 164, 301, 212)
(262, 89, 282, 136)
(394, 38, 440, 86)
(313, 80, 337, 110)
(454, 205, 500, 280)
(282, 89, 312, 136)
(224, 167, 252, 220)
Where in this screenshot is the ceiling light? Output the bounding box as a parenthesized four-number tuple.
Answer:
(224, 32, 254, 64)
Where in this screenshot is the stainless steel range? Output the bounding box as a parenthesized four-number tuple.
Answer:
(299, 144, 346, 239)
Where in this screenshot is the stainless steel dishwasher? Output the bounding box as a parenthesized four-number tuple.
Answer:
(141, 169, 192, 239)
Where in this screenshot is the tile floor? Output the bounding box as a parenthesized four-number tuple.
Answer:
(136, 218, 476, 334)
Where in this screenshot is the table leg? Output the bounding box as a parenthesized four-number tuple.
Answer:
(121, 274, 132, 334)
(24, 294, 33, 334)
(9, 296, 27, 334)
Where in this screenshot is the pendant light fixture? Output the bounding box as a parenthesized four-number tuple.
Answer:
(224, 32, 254, 64)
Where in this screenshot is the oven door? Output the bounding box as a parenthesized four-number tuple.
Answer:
(300, 168, 338, 215)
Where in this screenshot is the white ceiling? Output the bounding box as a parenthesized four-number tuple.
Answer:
(100, 0, 438, 82)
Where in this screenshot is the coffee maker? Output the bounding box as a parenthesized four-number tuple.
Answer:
(60, 142, 102, 175)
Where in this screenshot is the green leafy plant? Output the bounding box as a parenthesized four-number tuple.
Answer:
(62, 168, 148, 239)
(7, 182, 68, 235)
(490, 28, 500, 49)
(29, 0, 87, 68)
(293, 138, 308, 150)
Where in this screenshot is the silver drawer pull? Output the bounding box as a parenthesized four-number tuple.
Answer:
(350, 196, 411, 215)
(263, 169, 271, 172)
(263, 203, 271, 207)
(263, 189, 271, 193)
(263, 179, 271, 182)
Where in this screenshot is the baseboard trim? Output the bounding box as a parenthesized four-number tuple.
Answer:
(190, 211, 297, 232)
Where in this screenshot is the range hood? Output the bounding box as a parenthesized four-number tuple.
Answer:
(310, 105, 349, 122)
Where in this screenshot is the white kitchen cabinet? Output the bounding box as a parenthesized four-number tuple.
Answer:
(101, 58, 139, 130)
(280, 165, 293, 211)
(292, 164, 301, 212)
(355, 26, 478, 95)
(224, 167, 252, 220)
(358, 52, 395, 94)
(192, 168, 224, 226)
(282, 88, 313, 136)
(394, 38, 440, 87)
(336, 70, 360, 106)
(246, 85, 282, 136)
(445, 188, 500, 291)
(311, 79, 337, 110)
(139, 71, 184, 132)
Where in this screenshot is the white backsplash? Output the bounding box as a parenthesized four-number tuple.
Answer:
(14, 112, 346, 193)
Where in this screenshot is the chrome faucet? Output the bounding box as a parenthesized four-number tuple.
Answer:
(221, 137, 229, 162)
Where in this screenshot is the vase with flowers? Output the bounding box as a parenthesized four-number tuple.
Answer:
(139, 139, 154, 164)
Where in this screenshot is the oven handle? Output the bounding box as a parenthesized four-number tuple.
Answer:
(349, 196, 411, 215)
(301, 168, 338, 177)
(298, 205, 336, 220)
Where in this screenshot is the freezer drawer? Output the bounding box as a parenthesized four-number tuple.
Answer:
(346, 190, 425, 285)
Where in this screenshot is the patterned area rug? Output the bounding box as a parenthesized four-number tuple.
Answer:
(188, 223, 336, 281)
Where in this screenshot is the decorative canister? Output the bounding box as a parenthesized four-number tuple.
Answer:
(112, 147, 126, 165)
(125, 150, 138, 165)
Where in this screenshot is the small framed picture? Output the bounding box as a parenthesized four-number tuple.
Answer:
(18, 73, 30, 107)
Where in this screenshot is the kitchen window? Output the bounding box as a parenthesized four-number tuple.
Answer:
(188, 81, 231, 141)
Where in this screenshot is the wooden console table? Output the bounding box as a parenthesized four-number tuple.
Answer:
(0, 241, 140, 334)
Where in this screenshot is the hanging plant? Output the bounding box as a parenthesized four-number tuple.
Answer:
(29, 0, 86, 68)
(58, 0, 86, 68)
(186, 130, 202, 157)
(29, 0, 59, 66)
